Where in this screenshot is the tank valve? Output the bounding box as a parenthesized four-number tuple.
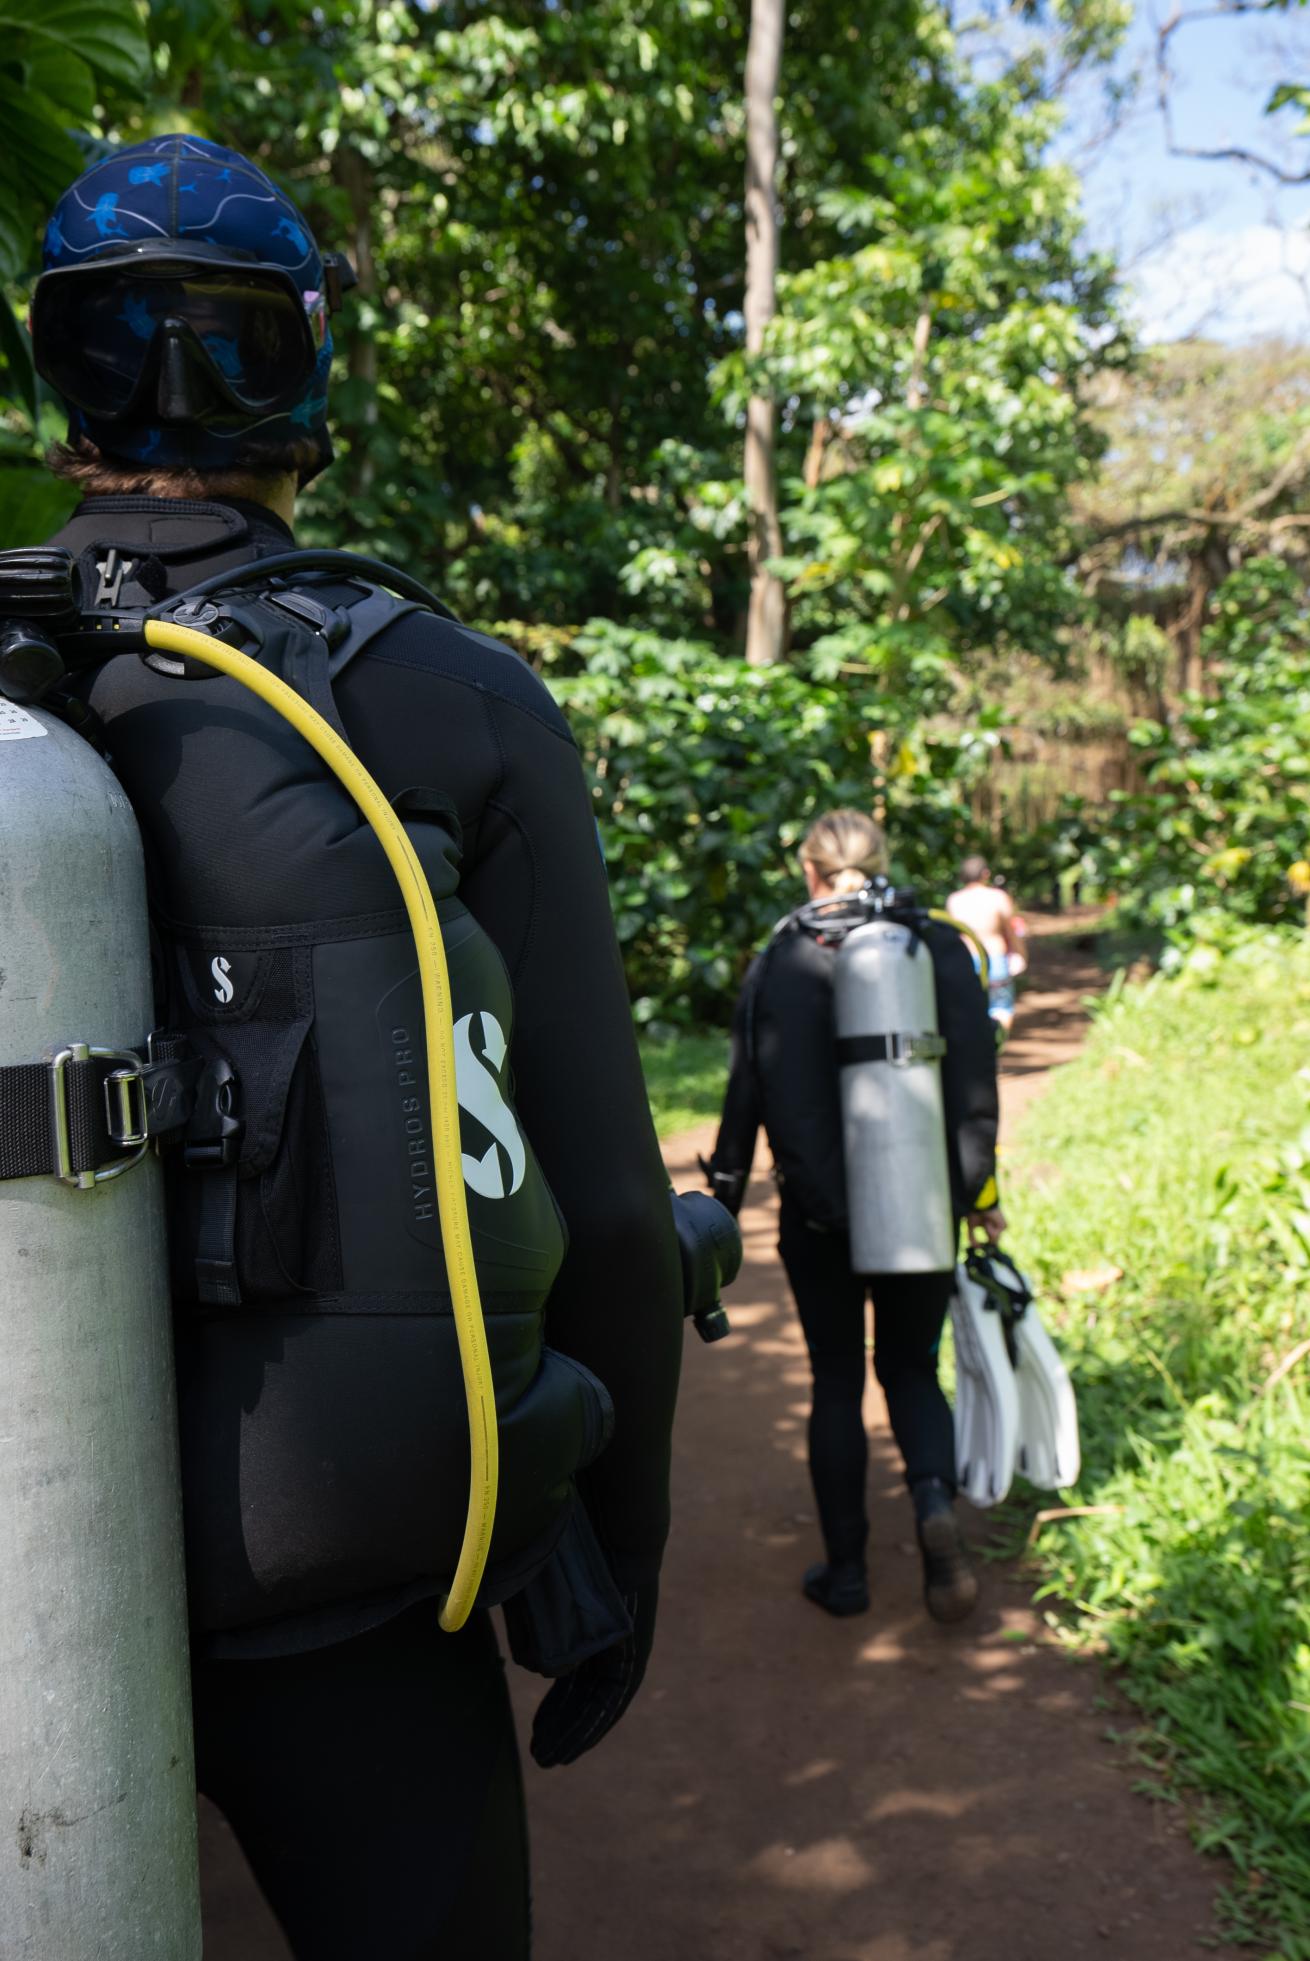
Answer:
(0, 547, 79, 702)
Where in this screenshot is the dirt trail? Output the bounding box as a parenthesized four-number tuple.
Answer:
(200, 911, 1218, 1958)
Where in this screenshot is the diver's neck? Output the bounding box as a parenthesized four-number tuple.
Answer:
(254, 475, 298, 530)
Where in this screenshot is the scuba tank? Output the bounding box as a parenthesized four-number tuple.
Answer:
(745, 877, 983, 1272)
(0, 674, 200, 1953)
(833, 900, 955, 1274)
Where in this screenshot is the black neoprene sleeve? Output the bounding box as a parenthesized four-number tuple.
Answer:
(333, 625, 684, 1594)
(459, 699, 685, 1593)
(710, 956, 763, 1181)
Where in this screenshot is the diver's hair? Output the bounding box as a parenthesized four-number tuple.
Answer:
(800, 808, 888, 894)
(46, 435, 314, 504)
(959, 854, 990, 885)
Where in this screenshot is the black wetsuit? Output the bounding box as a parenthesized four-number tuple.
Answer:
(49, 495, 684, 1954)
(709, 913, 997, 1566)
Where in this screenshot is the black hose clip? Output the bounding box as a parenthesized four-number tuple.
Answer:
(182, 1057, 244, 1170)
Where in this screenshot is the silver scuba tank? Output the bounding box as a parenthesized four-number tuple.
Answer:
(834, 916, 955, 1274)
(0, 703, 200, 1959)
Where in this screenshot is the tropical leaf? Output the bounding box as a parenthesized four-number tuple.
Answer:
(25, 46, 97, 123)
(0, 465, 78, 550)
(0, 1, 150, 87)
(0, 80, 85, 205)
(0, 293, 37, 423)
(0, 183, 31, 284)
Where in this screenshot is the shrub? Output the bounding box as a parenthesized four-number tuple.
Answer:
(1091, 558, 1310, 939)
(547, 620, 989, 1022)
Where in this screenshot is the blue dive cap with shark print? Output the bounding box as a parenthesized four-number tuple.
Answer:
(33, 134, 352, 484)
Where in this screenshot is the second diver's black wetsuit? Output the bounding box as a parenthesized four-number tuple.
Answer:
(709, 911, 998, 1567)
(53, 494, 685, 1954)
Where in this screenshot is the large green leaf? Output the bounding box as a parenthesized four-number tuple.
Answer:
(25, 46, 97, 123)
(0, 293, 37, 423)
(0, 182, 30, 283)
(0, 1, 150, 88)
(0, 80, 85, 205)
(0, 465, 78, 550)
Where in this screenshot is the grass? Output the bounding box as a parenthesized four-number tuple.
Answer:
(1001, 931, 1310, 1957)
(639, 1029, 730, 1139)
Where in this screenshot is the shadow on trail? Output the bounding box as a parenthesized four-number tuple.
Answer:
(512, 1121, 1216, 1961)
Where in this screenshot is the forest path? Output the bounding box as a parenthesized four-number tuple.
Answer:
(199, 913, 1218, 1958)
(514, 912, 1220, 1961)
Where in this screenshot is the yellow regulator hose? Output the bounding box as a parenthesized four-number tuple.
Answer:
(144, 617, 496, 1632)
(927, 908, 990, 991)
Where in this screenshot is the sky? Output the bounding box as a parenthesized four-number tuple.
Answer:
(1055, 3, 1310, 343)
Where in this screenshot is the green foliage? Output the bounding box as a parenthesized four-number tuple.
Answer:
(638, 1030, 729, 1139)
(1007, 942, 1310, 1952)
(740, 83, 1124, 670)
(0, 0, 147, 531)
(547, 618, 993, 1021)
(0, 0, 149, 279)
(1092, 558, 1310, 937)
(549, 621, 883, 1022)
(0, 0, 1136, 1017)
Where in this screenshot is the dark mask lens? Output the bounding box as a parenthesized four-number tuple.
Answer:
(175, 275, 311, 407)
(36, 272, 156, 412)
(35, 266, 313, 415)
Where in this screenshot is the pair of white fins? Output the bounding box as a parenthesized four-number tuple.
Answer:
(951, 1246, 1080, 1505)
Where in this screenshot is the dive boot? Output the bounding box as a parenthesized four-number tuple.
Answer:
(913, 1481, 978, 1625)
(802, 1559, 870, 1618)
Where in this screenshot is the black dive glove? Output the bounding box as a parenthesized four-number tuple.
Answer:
(529, 1580, 658, 1769)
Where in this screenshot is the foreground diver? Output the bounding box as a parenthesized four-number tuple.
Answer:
(26, 136, 685, 1957)
(705, 811, 1002, 1624)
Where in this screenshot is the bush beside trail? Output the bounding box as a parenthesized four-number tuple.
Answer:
(1007, 933, 1310, 1957)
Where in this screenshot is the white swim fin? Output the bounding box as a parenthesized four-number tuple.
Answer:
(950, 1260, 1020, 1507)
(1011, 1299, 1081, 1490)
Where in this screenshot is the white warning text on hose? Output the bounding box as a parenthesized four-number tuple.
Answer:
(0, 703, 48, 740)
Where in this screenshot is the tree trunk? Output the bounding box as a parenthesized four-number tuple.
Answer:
(1175, 534, 1229, 696)
(331, 144, 378, 501)
(743, 0, 786, 667)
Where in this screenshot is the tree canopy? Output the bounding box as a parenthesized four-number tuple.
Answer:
(3, 0, 1305, 1012)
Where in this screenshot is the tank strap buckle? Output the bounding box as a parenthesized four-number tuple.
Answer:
(48, 1044, 150, 1190)
(890, 1031, 946, 1066)
(837, 1031, 947, 1069)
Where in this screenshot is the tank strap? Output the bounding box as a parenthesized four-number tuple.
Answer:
(836, 1032, 946, 1066)
(0, 1032, 202, 1188)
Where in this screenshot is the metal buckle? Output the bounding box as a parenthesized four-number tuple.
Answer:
(886, 1032, 946, 1067)
(48, 1044, 150, 1190)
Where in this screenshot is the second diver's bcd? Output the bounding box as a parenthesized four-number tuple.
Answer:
(0, 541, 738, 1647)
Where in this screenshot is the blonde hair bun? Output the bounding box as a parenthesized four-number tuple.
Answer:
(800, 809, 888, 891)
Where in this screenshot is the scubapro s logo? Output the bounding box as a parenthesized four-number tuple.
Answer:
(211, 955, 235, 1006)
(453, 1011, 526, 1199)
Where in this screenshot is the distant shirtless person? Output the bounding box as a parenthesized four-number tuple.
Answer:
(946, 857, 1027, 1035)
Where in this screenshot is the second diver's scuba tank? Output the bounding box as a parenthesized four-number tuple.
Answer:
(0, 541, 739, 1654)
(763, 878, 963, 1274)
(832, 890, 955, 1274)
